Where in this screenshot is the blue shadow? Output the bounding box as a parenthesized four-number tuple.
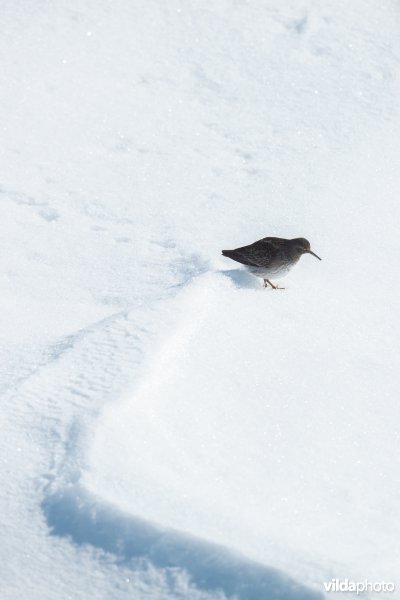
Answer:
(42, 486, 323, 600)
(220, 269, 261, 290)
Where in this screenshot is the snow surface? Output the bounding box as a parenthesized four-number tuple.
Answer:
(1, 0, 400, 598)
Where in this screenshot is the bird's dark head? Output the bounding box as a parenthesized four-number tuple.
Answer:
(291, 238, 321, 260)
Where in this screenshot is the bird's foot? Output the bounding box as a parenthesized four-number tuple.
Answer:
(265, 279, 285, 290)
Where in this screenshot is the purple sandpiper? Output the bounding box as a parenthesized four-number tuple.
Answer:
(222, 237, 321, 288)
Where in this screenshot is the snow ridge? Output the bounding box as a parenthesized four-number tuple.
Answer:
(34, 265, 320, 599)
(43, 486, 321, 600)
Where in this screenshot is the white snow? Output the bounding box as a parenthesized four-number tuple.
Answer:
(1, 0, 400, 598)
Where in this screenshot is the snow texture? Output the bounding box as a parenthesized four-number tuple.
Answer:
(1, 0, 400, 598)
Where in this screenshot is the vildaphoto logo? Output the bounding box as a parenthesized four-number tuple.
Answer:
(323, 579, 395, 595)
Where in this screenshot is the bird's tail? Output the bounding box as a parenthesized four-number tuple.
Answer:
(222, 249, 235, 258)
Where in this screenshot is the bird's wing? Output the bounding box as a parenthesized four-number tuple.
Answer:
(222, 249, 259, 267)
(232, 237, 286, 266)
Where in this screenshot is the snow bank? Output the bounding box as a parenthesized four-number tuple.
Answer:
(2, 0, 400, 598)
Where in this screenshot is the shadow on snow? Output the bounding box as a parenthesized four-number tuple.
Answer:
(220, 269, 261, 290)
(42, 486, 322, 600)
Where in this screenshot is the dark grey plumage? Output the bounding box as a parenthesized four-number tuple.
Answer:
(222, 237, 321, 288)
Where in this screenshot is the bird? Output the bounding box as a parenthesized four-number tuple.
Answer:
(222, 236, 321, 289)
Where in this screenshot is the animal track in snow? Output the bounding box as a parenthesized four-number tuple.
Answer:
(0, 186, 60, 222)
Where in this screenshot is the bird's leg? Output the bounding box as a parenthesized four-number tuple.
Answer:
(266, 279, 285, 290)
(263, 279, 269, 288)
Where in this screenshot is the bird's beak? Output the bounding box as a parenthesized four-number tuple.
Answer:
(307, 250, 322, 260)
